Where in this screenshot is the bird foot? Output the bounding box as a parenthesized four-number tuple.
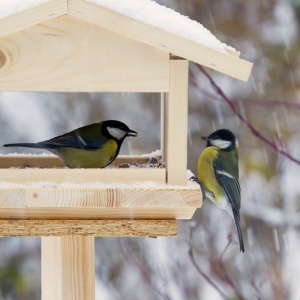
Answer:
(189, 176, 215, 201)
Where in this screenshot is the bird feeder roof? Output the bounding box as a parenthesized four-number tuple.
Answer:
(0, 0, 252, 81)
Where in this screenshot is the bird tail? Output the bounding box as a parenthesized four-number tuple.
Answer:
(3, 143, 49, 149)
(232, 206, 244, 252)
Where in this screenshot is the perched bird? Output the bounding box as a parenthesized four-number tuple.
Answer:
(4, 120, 137, 168)
(190, 129, 244, 252)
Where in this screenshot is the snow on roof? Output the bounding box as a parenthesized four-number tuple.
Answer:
(87, 0, 227, 53)
(0, 0, 49, 19)
(0, 0, 233, 53)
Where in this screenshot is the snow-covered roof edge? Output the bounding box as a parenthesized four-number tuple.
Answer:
(1, 0, 252, 81)
(0, 0, 234, 53)
(86, 0, 228, 53)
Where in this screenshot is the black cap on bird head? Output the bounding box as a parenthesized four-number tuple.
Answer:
(201, 129, 237, 151)
(101, 120, 137, 141)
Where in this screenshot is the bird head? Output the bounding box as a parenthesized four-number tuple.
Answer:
(202, 129, 237, 151)
(102, 120, 137, 141)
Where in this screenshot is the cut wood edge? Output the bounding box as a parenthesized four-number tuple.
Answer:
(68, 0, 252, 81)
(0, 219, 177, 236)
(224, 46, 240, 57)
(0, 0, 67, 38)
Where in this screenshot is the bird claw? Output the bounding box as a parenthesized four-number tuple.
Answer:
(189, 176, 215, 202)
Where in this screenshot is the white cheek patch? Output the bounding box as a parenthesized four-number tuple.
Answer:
(107, 127, 127, 140)
(211, 139, 232, 149)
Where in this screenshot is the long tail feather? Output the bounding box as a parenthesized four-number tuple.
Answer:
(232, 206, 244, 252)
(3, 143, 49, 149)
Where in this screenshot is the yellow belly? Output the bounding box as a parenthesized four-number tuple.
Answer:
(198, 147, 224, 202)
(59, 140, 118, 168)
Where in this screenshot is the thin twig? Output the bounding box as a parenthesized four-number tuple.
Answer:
(219, 239, 232, 262)
(171, 262, 189, 300)
(190, 76, 300, 110)
(189, 248, 231, 300)
(251, 280, 263, 300)
(194, 64, 300, 165)
(218, 240, 247, 300)
(118, 238, 173, 300)
(188, 228, 231, 300)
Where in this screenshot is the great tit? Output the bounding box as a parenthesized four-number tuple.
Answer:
(190, 129, 244, 252)
(4, 120, 137, 168)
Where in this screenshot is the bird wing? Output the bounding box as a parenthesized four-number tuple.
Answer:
(38, 124, 107, 150)
(213, 161, 241, 218)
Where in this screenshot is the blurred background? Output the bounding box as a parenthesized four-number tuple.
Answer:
(0, 0, 300, 299)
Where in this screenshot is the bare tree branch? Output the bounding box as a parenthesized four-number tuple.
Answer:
(193, 64, 300, 165)
(188, 228, 232, 300)
(190, 76, 300, 110)
(189, 247, 231, 300)
(251, 280, 264, 300)
(118, 238, 173, 300)
(218, 239, 247, 300)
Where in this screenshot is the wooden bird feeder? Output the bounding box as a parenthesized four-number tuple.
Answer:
(0, 0, 252, 299)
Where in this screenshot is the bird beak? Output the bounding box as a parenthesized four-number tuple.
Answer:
(127, 130, 138, 137)
(201, 136, 209, 141)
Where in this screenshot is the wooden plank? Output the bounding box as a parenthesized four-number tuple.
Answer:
(0, 207, 198, 220)
(0, 0, 67, 38)
(0, 219, 176, 236)
(42, 236, 95, 300)
(68, 0, 252, 81)
(0, 15, 169, 92)
(0, 186, 202, 208)
(166, 59, 189, 186)
(0, 155, 161, 169)
(0, 168, 166, 184)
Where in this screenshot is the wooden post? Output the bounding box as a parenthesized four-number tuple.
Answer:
(166, 55, 189, 186)
(42, 236, 95, 300)
(161, 92, 167, 163)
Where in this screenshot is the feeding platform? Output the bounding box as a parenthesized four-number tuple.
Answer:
(0, 0, 252, 299)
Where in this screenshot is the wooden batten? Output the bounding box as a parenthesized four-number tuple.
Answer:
(0, 0, 67, 38)
(161, 93, 167, 162)
(0, 186, 201, 208)
(166, 58, 189, 186)
(0, 186, 202, 219)
(68, 0, 252, 81)
(0, 168, 166, 184)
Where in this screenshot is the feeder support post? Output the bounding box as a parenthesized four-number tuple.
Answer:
(166, 55, 189, 186)
(41, 236, 95, 300)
